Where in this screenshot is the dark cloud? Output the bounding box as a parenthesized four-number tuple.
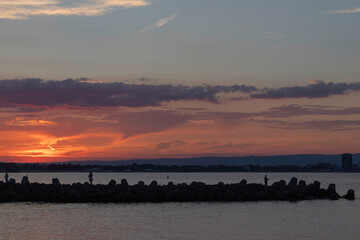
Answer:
(251, 81, 360, 99)
(2, 79, 360, 109)
(0, 78, 257, 108)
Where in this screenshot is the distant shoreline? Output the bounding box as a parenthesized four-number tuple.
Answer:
(0, 164, 360, 173)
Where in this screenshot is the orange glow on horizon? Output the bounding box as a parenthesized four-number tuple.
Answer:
(1, 93, 360, 162)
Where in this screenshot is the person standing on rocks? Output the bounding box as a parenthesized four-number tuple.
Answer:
(264, 175, 269, 186)
(88, 172, 93, 185)
(4, 172, 9, 183)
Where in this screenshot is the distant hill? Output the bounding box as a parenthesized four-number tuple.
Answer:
(66, 154, 360, 167)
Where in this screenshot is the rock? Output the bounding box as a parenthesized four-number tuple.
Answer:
(272, 180, 286, 191)
(150, 180, 158, 187)
(108, 179, 116, 186)
(137, 181, 145, 186)
(329, 192, 341, 200)
(240, 179, 247, 185)
(8, 178, 15, 184)
(327, 183, 336, 193)
(52, 178, 61, 186)
(255, 189, 270, 200)
(343, 189, 355, 200)
(121, 179, 129, 186)
(298, 180, 307, 191)
(287, 177, 298, 189)
(317, 189, 327, 198)
(21, 176, 29, 185)
(218, 182, 225, 186)
(190, 181, 206, 187)
(274, 191, 286, 200)
(313, 181, 321, 191)
(167, 181, 174, 187)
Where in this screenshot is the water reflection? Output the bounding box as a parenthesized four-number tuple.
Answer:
(0, 200, 359, 240)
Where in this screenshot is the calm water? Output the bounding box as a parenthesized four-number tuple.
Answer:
(1, 172, 359, 240)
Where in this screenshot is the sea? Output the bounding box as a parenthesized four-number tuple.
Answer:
(0, 172, 359, 240)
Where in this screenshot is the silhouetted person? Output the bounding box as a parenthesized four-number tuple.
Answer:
(264, 175, 269, 186)
(88, 172, 93, 185)
(4, 172, 8, 183)
(167, 174, 169, 179)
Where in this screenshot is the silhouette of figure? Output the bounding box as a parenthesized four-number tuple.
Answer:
(4, 172, 8, 183)
(167, 174, 169, 179)
(264, 175, 269, 186)
(88, 172, 93, 185)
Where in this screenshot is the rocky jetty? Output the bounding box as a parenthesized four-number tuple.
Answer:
(0, 177, 355, 203)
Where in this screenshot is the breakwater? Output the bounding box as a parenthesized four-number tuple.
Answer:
(0, 177, 355, 203)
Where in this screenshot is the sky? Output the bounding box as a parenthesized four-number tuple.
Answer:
(0, 0, 360, 162)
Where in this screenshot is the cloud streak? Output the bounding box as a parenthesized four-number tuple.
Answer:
(0, 78, 257, 108)
(140, 13, 177, 33)
(325, 7, 360, 14)
(0, 0, 150, 19)
(251, 81, 360, 99)
(261, 31, 286, 40)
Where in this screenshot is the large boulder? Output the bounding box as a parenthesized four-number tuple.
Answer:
(121, 179, 129, 186)
(343, 189, 355, 200)
(326, 183, 336, 193)
(108, 179, 116, 186)
(137, 181, 145, 186)
(287, 177, 298, 189)
(21, 176, 29, 185)
(313, 181, 321, 191)
(190, 181, 205, 187)
(329, 192, 341, 200)
(52, 178, 61, 186)
(150, 180, 158, 187)
(298, 180, 307, 191)
(271, 180, 286, 191)
(8, 178, 16, 184)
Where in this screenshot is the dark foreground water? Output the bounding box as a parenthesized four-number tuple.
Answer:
(1, 173, 359, 240)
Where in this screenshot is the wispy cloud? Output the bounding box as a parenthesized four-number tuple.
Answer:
(261, 31, 286, 40)
(250, 25, 286, 40)
(325, 7, 360, 14)
(0, 0, 150, 19)
(140, 13, 177, 33)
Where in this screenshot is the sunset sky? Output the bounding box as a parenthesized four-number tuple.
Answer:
(1, 0, 360, 162)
